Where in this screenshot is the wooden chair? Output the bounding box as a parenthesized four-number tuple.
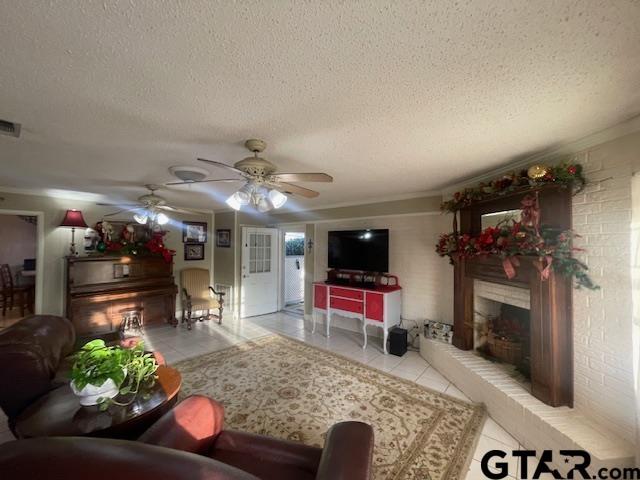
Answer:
(1, 264, 34, 317)
(180, 268, 225, 330)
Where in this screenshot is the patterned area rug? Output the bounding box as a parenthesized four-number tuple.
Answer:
(176, 335, 485, 480)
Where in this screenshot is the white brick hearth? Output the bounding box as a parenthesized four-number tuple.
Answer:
(419, 335, 635, 474)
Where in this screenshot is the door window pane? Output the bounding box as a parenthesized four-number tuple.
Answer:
(246, 232, 273, 275)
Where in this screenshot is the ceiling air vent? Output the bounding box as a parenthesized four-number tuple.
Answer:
(0, 119, 21, 138)
(168, 165, 210, 182)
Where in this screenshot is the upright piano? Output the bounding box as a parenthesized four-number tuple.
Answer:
(66, 255, 178, 336)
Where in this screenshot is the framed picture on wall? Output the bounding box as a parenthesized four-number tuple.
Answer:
(184, 243, 205, 261)
(216, 229, 231, 248)
(183, 221, 207, 243)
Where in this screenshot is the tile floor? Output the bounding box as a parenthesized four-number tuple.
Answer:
(0, 311, 537, 479)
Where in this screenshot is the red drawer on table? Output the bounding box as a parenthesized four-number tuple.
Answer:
(365, 292, 384, 322)
(330, 297, 363, 314)
(329, 287, 363, 301)
(314, 284, 327, 310)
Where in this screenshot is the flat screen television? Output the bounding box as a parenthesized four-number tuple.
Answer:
(328, 229, 389, 273)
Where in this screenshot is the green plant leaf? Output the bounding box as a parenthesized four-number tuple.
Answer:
(82, 339, 106, 351)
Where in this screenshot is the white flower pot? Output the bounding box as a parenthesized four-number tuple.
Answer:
(70, 378, 120, 406)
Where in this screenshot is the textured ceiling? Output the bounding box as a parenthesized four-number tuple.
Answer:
(0, 0, 639, 211)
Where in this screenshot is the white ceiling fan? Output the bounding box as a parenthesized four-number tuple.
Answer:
(167, 139, 333, 212)
(97, 184, 199, 225)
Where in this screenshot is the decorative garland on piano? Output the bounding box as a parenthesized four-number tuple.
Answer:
(93, 222, 175, 263)
(435, 194, 598, 290)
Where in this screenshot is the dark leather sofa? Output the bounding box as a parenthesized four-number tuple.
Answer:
(0, 314, 167, 434)
(0, 315, 75, 429)
(0, 395, 375, 480)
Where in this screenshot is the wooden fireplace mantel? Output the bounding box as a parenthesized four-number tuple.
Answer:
(452, 185, 573, 407)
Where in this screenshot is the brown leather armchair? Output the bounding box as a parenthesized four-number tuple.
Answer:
(0, 395, 375, 480)
(0, 436, 259, 480)
(138, 395, 374, 480)
(0, 315, 75, 428)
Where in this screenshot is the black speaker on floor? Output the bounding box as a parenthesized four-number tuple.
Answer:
(388, 327, 408, 356)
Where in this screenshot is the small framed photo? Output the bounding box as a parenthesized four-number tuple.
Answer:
(183, 221, 207, 243)
(216, 229, 231, 248)
(184, 243, 205, 261)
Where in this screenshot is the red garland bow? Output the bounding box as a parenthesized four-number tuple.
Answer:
(520, 193, 540, 235)
(502, 256, 520, 279)
(534, 255, 553, 280)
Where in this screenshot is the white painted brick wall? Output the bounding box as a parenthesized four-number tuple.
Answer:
(569, 134, 638, 443)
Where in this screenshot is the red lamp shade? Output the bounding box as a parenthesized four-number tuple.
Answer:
(60, 209, 88, 228)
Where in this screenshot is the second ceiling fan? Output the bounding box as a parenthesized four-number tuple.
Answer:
(168, 139, 333, 212)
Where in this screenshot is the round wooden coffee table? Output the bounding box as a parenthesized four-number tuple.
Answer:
(14, 365, 181, 440)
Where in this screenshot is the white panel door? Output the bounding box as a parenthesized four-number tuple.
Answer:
(241, 227, 278, 318)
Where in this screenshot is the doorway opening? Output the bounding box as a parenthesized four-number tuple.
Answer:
(0, 213, 39, 328)
(282, 231, 305, 316)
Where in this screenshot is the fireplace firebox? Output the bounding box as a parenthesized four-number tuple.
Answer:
(476, 301, 531, 383)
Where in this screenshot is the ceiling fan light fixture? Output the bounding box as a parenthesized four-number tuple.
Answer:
(156, 212, 169, 225)
(226, 194, 242, 211)
(268, 189, 287, 209)
(257, 196, 273, 213)
(133, 212, 148, 225)
(235, 183, 254, 205)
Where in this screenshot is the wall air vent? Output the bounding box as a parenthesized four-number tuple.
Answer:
(0, 119, 21, 138)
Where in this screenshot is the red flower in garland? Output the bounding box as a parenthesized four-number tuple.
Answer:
(145, 230, 176, 263)
(106, 241, 124, 251)
(567, 165, 577, 175)
(477, 227, 497, 249)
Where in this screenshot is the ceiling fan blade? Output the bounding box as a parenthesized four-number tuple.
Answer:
(273, 182, 320, 198)
(157, 205, 201, 215)
(103, 207, 141, 217)
(197, 158, 247, 177)
(165, 179, 242, 186)
(271, 173, 333, 183)
(96, 202, 140, 207)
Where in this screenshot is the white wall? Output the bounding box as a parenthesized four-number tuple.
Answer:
(313, 213, 453, 334)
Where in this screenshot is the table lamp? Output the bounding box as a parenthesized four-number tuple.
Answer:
(60, 209, 88, 256)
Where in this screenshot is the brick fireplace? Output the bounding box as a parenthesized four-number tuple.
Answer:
(452, 185, 573, 407)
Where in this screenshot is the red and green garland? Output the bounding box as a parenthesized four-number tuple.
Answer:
(436, 194, 598, 290)
(441, 162, 586, 213)
(94, 222, 175, 263)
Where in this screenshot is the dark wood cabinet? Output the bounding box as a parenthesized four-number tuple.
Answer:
(66, 256, 178, 336)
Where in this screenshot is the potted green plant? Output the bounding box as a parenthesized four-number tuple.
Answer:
(70, 339, 159, 409)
